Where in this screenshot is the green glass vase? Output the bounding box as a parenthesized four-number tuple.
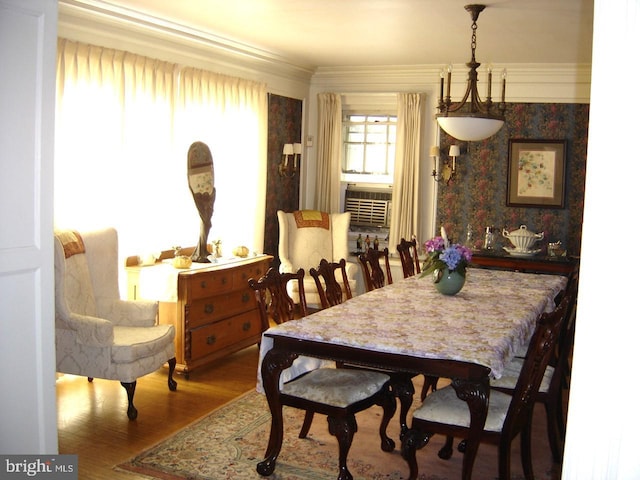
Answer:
(433, 268, 466, 296)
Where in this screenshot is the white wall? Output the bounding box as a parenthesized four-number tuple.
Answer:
(562, 0, 640, 477)
(0, 0, 58, 453)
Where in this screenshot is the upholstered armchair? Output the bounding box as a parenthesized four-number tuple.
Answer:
(277, 210, 358, 308)
(54, 228, 177, 420)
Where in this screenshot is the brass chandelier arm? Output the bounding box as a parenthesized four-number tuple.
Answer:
(437, 4, 506, 125)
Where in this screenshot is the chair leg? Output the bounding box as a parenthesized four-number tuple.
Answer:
(327, 415, 357, 480)
(120, 381, 138, 420)
(377, 388, 397, 452)
(439, 435, 454, 459)
(544, 399, 563, 463)
(498, 436, 513, 480)
(420, 375, 439, 400)
(298, 410, 314, 439)
(520, 417, 534, 480)
(390, 374, 414, 440)
(167, 357, 178, 391)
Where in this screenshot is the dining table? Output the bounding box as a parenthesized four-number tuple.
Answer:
(256, 267, 567, 480)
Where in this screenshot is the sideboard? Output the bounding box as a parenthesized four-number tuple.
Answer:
(470, 251, 578, 275)
(127, 255, 273, 377)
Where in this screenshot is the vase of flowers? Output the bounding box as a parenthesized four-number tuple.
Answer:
(421, 235, 473, 296)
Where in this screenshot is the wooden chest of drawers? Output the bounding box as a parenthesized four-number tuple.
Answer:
(130, 255, 272, 377)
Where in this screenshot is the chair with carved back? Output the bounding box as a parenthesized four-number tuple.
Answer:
(312, 255, 417, 440)
(490, 272, 579, 463)
(397, 238, 421, 279)
(358, 247, 393, 292)
(396, 239, 439, 400)
(401, 295, 570, 480)
(248, 267, 307, 328)
(309, 258, 353, 309)
(249, 266, 397, 480)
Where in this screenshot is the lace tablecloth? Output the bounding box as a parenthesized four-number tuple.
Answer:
(257, 268, 566, 392)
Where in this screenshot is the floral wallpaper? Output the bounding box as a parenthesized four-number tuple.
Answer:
(264, 94, 303, 265)
(436, 103, 589, 256)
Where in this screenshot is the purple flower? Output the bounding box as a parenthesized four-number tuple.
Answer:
(424, 236, 445, 253)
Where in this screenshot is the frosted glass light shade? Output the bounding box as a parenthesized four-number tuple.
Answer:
(437, 116, 504, 142)
(282, 144, 294, 155)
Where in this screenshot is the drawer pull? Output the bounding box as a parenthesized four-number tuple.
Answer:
(221, 277, 228, 285)
(206, 335, 216, 345)
(204, 303, 214, 314)
(241, 292, 250, 303)
(242, 321, 251, 332)
(200, 280, 207, 289)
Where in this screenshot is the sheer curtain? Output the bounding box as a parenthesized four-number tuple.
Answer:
(55, 39, 267, 262)
(388, 93, 425, 250)
(177, 68, 267, 254)
(314, 93, 342, 212)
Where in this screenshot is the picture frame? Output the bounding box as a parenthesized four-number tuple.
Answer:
(507, 139, 567, 208)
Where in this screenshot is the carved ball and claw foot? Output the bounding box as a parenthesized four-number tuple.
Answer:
(256, 458, 277, 476)
(401, 429, 432, 480)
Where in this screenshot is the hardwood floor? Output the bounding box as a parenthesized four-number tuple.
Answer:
(56, 345, 261, 479)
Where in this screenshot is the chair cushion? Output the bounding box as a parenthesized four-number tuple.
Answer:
(280, 368, 390, 408)
(490, 357, 554, 393)
(412, 385, 513, 432)
(111, 324, 175, 364)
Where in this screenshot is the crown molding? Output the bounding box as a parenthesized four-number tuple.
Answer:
(311, 63, 592, 103)
(57, 0, 314, 93)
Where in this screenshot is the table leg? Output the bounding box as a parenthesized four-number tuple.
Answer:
(256, 348, 297, 476)
(450, 377, 490, 480)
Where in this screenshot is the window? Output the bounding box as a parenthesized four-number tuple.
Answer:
(342, 114, 396, 177)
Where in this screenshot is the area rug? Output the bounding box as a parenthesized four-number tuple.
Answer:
(116, 389, 561, 479)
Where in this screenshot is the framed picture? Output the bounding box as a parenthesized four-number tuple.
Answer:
(507, 139, 567, 208)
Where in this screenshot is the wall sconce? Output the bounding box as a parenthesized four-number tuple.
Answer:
(278, 142, 301, 177)
(431, 144, 461, 185)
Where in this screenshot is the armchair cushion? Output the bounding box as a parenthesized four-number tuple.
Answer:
(112, 325, 175, 364)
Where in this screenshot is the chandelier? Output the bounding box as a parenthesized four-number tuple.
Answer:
(437, 4, 506, 142)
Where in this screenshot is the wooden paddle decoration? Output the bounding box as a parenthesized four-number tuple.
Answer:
(187, 141, 216, 263)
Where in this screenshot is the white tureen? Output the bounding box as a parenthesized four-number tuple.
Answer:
(502, 225, 544, 252)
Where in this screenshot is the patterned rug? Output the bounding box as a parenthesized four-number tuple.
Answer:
(116, 389, 561, 479)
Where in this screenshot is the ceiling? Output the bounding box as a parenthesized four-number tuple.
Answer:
(95, 0, 594, 69)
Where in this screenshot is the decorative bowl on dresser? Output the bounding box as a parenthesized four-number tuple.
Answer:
(127, 255, 273, 377)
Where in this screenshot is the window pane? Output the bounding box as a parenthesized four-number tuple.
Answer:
(344, 143, 364, 172)
(365, 144, 387, 173)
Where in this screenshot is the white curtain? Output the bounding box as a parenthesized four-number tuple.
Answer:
(55, 39, 267, 262)
(314, 93, 342, 212)
(388, 93, 425, 250)
(177, 68, 267, 254)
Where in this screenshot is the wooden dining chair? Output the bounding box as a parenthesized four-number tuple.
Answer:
(249, 266, 397, 480)
(490, 276, 579, 463)
(394, 239, 439, 400)
(309, 258, 353, 308)
(248, 267, 307, 327)
(397, 237, 421, 279)
(401, 295, 570, 480)
(358, 247, 393, 291)
(313, 253, 419, 440)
